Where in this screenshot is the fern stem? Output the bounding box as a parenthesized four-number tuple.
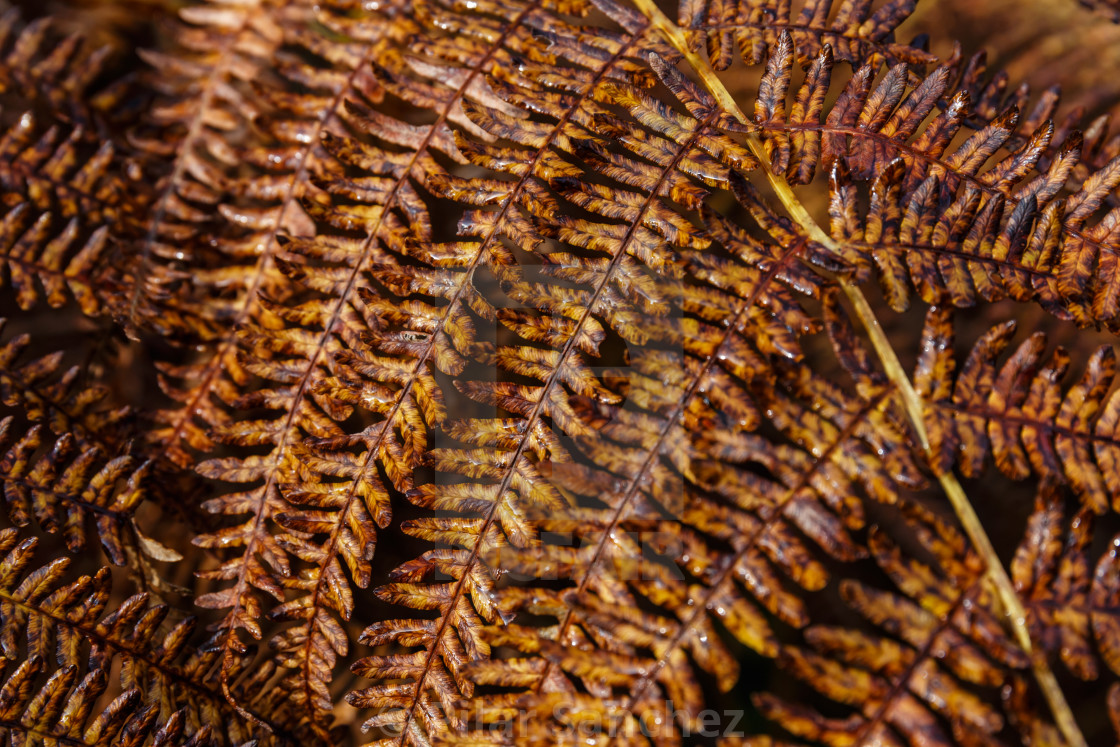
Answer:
(627, 0, 1087, 744)
(843, 285, 1083, 747)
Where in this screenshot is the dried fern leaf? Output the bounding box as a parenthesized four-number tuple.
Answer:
(185, 0, 600, 733)
(122, 0, 318, 337)
(755, 500, 1030, 746)
(364, 0, 1100, 744)
(0, 416, 150, 564)
(913, 306, 1120, 514)
(676, 0, 935, 70)
(1012, 481, 1120, 680)
(0, 318, 219, 597)
(0, 525, 298, 745)
(145, 0, 413, 470)
(740, 31, 1120, 327)
(0, 322, 159, 563)
(0, 0, 1112, 745)
(0, 115, 147, 316)
(341, 7, 934, 745)
(0, 320, 129, 441)
(0, 9, 123, 127)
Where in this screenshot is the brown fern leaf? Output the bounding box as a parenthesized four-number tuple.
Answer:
(0, 11, 159, 325)
(5, 0, 1120, 745)
(0, 113, 148, 316)
(186, 0, 597, 732)
(0, 525, 301, 745)
(120, 0, 415, 717)
(0, 321, 206, 579)
(0, 308, 222, 544)
(1012, 481, 1120, 680)
(341, 8, 695, 743)
(122, 0, 318, 337)
(0, 10, 124, 127)
(753, 500, 1031, 746)
(431, 288, 927, 744)
(343, 9, 931, 742)
(1078, 0, 1120, 21)
(146, 0, 409, 468)
(0, 321, 130, 441)
(168, 1, 398, 303)
(0, 416, 150, 565)
(914, 306, 1120, 514)
(746, 31, 1120, 326)
(0, 13, 162, 337)
(676, 0, 936, 70)
(323, 2, 1112, 732)
(827, 156, 1079, 319)
(939, 47, 1120, 208)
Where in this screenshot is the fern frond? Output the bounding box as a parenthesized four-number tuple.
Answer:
(0, 10, 121, 127)
(0, 320, 129, 442)
(378, 0, 1120, 742)
(341, 5, 689, 742)
(1, 0, 1114, 744)
(677, 0, 935, 70)
(429, 328, 928, 744)
(0, 525, 297, 745)
(185, 0, 596, 731)
(740, 31, 1120, 326)
(744, 482, 1120, 746)
(0, 416, 150, 565)
(341, 9, 935, 744)
(913, 305, 1120, 514)
(0, 10, 159, 327)
(123, 0, 317, 336)
(0, 319, 214, 591)
(146, 0, 412, 467)
(754, 499, 1031, 746)
(1012, 481, 1120, 680)
(0, 109, 147, 316)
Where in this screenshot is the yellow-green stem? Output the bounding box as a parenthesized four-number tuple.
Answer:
(844, 285, 1082, 747)
(628, 1, 1087, 744)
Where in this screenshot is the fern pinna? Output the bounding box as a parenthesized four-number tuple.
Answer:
(0, 0, 1119, 745)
